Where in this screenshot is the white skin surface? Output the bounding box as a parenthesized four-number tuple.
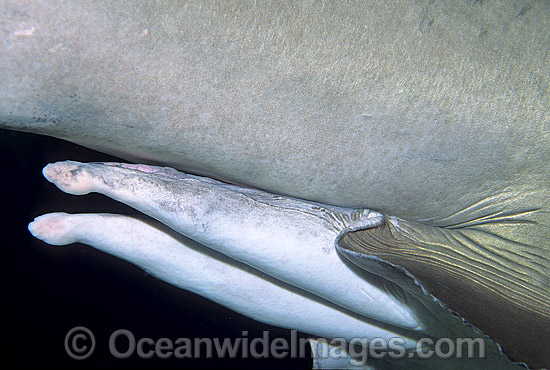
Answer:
(27, 161, 524, 370)
(28, 212, 417, 347)
(37, 161, 418, 330)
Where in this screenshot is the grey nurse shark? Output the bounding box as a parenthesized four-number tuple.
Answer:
(1, 1, 549, 369)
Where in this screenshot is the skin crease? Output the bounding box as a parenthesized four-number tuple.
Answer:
(2, 1, 548, 368)
(1, 133, 526, 370)
(33, 162, 417, 330)
(14, 154, 527, 370)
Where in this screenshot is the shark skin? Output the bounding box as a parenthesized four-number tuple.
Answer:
(1, 0, 549, 368)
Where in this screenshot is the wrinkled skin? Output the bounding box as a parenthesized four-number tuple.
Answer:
(1, 141, 535, 369)
(25, 160, 523, 370)
(2, 0, 549, 368)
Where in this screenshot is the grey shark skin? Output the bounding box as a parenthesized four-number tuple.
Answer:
(1, 1, 549, 369)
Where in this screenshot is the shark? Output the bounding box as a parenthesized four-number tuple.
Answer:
(1, 1, 548, 368)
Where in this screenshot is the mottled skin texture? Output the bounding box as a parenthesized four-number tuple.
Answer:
(1, 0, 549, 369)
(1, 0, 548, 218)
